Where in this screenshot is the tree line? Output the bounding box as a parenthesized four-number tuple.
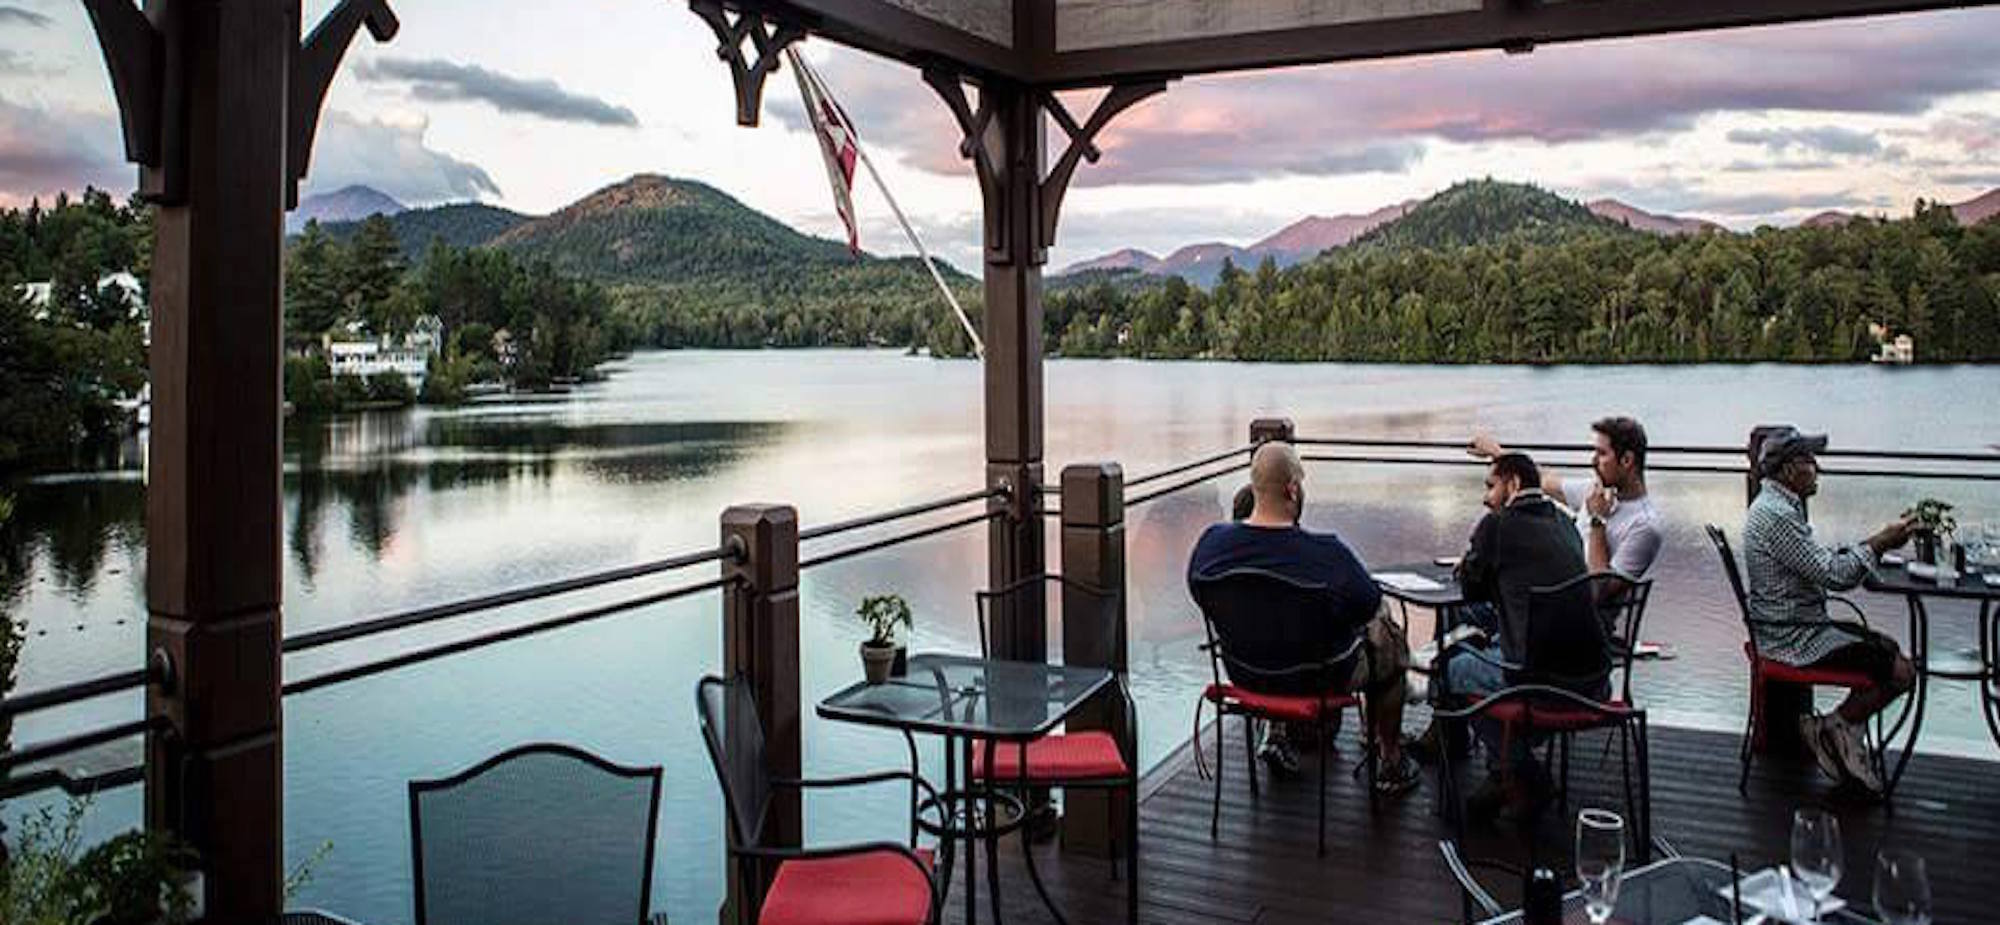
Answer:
(1046, 202, 2000, 363)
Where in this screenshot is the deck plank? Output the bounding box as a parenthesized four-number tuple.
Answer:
(941, 718, 2000, 924)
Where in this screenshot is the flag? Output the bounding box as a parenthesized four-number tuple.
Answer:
(787, 49, 861, 254)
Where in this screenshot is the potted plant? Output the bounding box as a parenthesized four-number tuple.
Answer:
(855, 594, 912, 685)
(1903, 498, 1957, 564)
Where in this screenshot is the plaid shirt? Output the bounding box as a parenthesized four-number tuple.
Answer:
(1742, 479, 1874, 665)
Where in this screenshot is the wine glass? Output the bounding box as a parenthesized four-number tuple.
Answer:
(1575, 808, 1626, 925)
(1790, 809, 1843, 924)
(1873, 850, 1932, 925)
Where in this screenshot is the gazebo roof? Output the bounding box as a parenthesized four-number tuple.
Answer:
(744, 0, 1995, 86)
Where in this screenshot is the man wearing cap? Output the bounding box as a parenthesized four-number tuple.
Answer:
(1743, 427, 1917, 794)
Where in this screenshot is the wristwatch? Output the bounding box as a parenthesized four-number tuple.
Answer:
(1589, 514, 1607, 529)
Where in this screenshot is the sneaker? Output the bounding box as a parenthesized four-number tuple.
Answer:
(1258, 732, 1301, 777)
(1799, 714, 1846, 784)
(1373, 753, 1422, 797)
(1827, 718, 1883, 794)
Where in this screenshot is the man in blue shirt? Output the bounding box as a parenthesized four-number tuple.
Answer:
(1188, 442, 1417, 795)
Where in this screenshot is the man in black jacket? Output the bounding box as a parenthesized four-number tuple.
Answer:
(1438, 452, 1602, 815)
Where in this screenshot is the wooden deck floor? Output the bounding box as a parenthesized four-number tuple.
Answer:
(945, 719, 2000, 924)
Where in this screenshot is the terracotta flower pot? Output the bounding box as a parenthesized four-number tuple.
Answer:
(861, 642, 896, 684)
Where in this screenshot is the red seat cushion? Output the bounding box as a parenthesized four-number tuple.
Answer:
(969, 731, 1130, 781)
(1203, 683, 1358, 724)
(1482, 698, 1635, 732)
(1744, 642, 1876, 689)
(761, 847, 934, 925)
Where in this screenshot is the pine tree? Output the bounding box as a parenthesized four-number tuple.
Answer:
(285, 222, 346, 349)
(347, 214, 405, 335)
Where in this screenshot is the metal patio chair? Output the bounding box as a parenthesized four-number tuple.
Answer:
(1189, 566, 1378, 858)
(407, 743, 664, 925)
(970, 573, 1139, 925)
(696, 674, 941, 925)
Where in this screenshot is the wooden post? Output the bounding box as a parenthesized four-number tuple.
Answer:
(141, 1, 292, 919)
(720, 504, 801, 925)
(1059, 462, 1126, 855)
(1746, 425, 1808, 754)
(1251, 417, 1296, 446)
(983, 81, 1049, 664)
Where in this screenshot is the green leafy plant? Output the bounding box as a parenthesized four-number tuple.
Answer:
(0, 800, 197, 925)
(855, 594, 911, 649)
(1903, 498, 1958, 536)
(0, 491, 14, 527)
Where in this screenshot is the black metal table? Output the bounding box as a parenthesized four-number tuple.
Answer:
(1476, 856, 1881, 924)
(1862, 562, 2000, 796)
(817, 653, 1114, 925)
(1374, 561, 1473, 676)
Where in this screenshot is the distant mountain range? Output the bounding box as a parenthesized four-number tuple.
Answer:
(289, 185, 405, 234)
(1061, 183, 2000, 286)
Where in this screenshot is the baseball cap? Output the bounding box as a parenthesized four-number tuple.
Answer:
(1757, 426, 1829, 476)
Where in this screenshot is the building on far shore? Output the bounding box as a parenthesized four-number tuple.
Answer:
(1873, 333, 1916, 365)
(325, 315, 443, 390)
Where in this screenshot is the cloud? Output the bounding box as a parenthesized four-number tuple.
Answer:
(779, 10, 2000, 187)
(1721, 159, 1838, 173)
(301, 111, 501, 205)
(0, 6, 52, 28)
(1934, 171, 2000, 189)
(1927, 113, 2000, 154)
(1725, 126, 1890, 159)
(0, 96, 128, 205)
(352, 57, 639, 127)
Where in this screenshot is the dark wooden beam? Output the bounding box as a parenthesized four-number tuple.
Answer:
(721, 0, 1026, 82)
(289, 0, 399, 207)
(1038, 0, 2000, 87)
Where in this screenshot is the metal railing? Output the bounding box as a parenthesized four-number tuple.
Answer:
(0, 485, 1010, 789)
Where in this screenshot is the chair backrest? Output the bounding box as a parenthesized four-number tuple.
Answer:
(1591, 572, 1654, 703)
(1521, 571, 1612, 693)
(695, 674, 774, 852)
(974, 573, 1119, 660)
(1189, 567, 1359, 693)
(408, 743, 662, 925)
(1704, 523, 1752, 623)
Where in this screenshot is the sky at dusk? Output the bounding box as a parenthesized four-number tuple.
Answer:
(4, 1, 2000, 271)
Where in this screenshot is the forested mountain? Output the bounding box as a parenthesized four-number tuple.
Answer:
(288, 185, 404, 234)
(1043, 199, 2000, 364)
(318, 202, 531, 257)
(1351, 180, 1630, 251)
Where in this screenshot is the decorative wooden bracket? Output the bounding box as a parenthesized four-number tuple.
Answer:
(1037, 82, 1165, 251)
(924, 69, 1166, 259)
(83, 0, 176, 202)
(691, 1, 807, 127)
(289, 0, 401, 208)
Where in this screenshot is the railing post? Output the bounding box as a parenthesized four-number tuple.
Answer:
(720, 504, 801, 925)
(1059, 462, 1126, 856)
(1251, 417, 1295, 446)
(1746, 426, 1809, 755)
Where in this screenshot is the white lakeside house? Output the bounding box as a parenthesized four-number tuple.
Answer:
(325, 315, 444, 390)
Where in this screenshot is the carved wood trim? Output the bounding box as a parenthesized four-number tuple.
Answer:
(1037, 81, 1164, 249)
(922, 67, 1007, 256)
(290, 0, 401, 208)
(691, 0, 808, 127)
(83, 0, 173, 201)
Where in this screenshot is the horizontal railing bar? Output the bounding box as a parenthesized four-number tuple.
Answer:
(0, 762, 145, 801)
(284, 544, 738, 654)
(800, 510, 1000, 571)
(1125, 460, 1252, 509)
(1295, 436, 2000, 464)
(1125, 444, 1259, 488)
(1298, 454, 2000, 481)
(1, 668, 150, 718)
(282, 575, 738, 697)
(799, 486, 1004, 542)
(0, 716, 160, 772)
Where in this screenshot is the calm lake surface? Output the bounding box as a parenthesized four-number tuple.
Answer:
(5, 350, 1998, 923)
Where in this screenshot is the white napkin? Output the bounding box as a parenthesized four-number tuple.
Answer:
(1373, 571, 1444, 592)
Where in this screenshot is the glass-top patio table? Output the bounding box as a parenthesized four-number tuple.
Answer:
(1476, 856, 1882, 924)
(818, 653, 1115, 925)
(1862, 559, 2000, 797)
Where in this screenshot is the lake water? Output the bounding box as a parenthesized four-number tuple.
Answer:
(4, 350, 1998, 923)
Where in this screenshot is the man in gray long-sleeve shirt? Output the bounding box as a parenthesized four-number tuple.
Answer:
(1743, 427, 1915, 795)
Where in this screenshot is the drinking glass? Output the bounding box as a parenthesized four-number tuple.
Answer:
(1873, 850, 1932, 925)
(1790, 809, 1843, 924)
(1575, 808, 1626, 925)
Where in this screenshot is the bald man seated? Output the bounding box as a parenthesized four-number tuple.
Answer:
(1187, 442, 1418, 795)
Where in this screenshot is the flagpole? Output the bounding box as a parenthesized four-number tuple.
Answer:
(789, 49, 985, 359)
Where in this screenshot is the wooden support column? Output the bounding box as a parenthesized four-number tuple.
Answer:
(137, 1, 291, 919)
(1251, 417, 1296, 446)
(1746, 425, 1809, 755)
(1059, 463, 1126, 855)
(720, 504, 801, 925)
(982, 81, 1050, 663)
